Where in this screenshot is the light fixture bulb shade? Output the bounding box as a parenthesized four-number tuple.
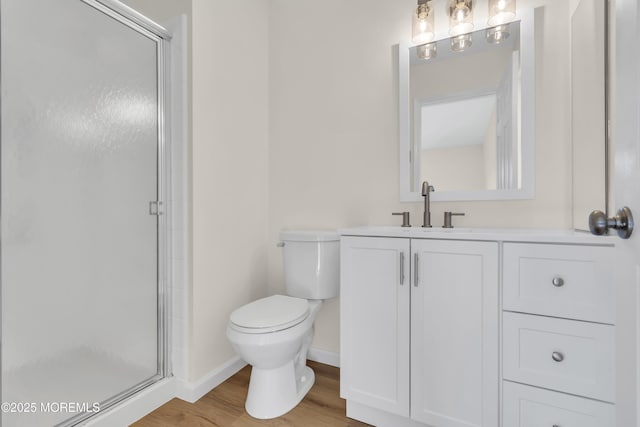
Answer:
(486, 24, 510, 43)
(416, 43, 437, 60)
(412, 1, 435, 44)
(449, 0, 474, 37)
(451, 33, 472, 52)
(488, 0, 516, 26)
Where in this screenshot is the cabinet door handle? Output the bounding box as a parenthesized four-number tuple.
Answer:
(552, 276, 565, 287)
(414, 253, 419, 287)
(400, 252, 405, 285)
(552, 351, 564, 362)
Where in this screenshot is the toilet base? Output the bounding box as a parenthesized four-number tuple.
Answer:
(245, 362, 315, 419)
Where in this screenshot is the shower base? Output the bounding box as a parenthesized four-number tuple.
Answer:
(2, 347, 155, 427)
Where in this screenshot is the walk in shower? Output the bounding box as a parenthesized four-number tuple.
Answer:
(1, 0, 170, 425)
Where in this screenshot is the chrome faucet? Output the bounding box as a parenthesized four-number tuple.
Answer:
(421, 181, 435, 228)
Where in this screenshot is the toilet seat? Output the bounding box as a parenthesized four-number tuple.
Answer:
(230, 295, 309, 334)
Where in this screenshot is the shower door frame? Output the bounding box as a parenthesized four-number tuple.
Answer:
(0, 0, 173, 425)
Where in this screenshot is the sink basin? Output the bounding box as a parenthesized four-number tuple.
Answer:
(339, 226, 608, 244)
(342, 226, 474, 235)
(414, 227, 473, 233)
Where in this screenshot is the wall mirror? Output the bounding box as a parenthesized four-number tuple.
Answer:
(399, 10, 535, 202)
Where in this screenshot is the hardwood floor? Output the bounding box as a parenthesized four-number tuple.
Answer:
(131, 361, 371, 427)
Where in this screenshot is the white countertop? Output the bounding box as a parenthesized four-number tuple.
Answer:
(339, 226, 617, 245)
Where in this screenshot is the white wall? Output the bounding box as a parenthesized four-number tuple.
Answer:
(571, 0, 607, 230)
(189, 0, 270, 381)
(268, 0, 574, 356)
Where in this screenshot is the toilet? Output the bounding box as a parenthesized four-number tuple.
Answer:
(226, 230, 340, 419)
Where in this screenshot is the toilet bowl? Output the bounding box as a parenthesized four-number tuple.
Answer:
(226, 230, 340, 419)
(227, 296, 322, 419)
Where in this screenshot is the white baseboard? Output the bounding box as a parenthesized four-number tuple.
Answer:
(175, 356, 247, 403)
(85, 356, 246, 425)
(85, 378, 177, 426)
(308, 347, 340, 368)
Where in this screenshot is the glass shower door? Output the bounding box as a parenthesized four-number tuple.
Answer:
(1, 0, 166, 425)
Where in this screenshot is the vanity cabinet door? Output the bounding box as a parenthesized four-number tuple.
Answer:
(340, 236, 410, 417)
(410, 239, 499, 427)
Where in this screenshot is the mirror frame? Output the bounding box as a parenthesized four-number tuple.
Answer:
(399, 9, 536, 202)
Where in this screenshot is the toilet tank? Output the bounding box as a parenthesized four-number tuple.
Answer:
(280, 230, 340, 300)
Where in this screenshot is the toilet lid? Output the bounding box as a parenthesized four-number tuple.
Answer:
(230, 295, 309, 332)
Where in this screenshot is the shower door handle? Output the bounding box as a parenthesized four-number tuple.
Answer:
(149, 201, 163, 216)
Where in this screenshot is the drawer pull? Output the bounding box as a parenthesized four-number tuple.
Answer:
(552, 351, 565, 362)
(552, 276, 565, 287)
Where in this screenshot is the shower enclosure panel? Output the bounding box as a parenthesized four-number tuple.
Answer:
(1, 0, 169, 425)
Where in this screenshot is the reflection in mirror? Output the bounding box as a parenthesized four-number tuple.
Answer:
(412, 23, 519, 192)
(418, 94, 499, 191)
(399, 10, 535, 202)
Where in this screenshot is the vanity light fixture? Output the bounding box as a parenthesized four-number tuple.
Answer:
(486, 0, 515, 43)
(412, 0, 435, 44)
(449, 0, 474, 37)
(417, 42, 437, 60)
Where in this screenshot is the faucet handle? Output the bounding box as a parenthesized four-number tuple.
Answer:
(443, 211, 465, 228)
(392, 212, 411, 228)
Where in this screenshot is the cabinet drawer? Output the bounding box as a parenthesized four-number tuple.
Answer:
(503, 243, 614, 324)
(503, 312, 615, 402)
(503, 381, 615, 426)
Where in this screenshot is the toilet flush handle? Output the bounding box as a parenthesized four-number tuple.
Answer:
(276, 242, 285, 247)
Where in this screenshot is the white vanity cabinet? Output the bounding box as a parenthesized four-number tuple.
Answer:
(340, 228, 616, 427)
(340, 235, 499, 427)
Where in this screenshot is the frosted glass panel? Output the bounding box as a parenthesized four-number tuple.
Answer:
(1, 0, 161, 425)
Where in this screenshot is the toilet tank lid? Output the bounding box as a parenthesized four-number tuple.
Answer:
(280, 230, 339, 242)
